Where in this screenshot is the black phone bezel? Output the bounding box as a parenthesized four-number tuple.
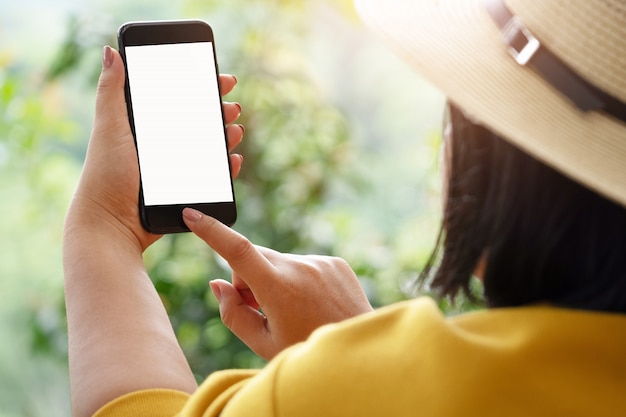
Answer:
(118, 20, 237, 234)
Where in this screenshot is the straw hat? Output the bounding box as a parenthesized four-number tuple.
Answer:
(355, 0, 626, 208)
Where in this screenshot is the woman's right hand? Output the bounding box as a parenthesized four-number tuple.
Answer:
(182, 208, 374, 360)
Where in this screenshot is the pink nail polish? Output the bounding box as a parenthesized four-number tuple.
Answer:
(102, 46, 113, 68)
(182, 207, 203, 222)
(210, 281, 222, 301)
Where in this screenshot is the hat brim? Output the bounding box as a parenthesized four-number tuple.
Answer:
(355, 0, 626, 208)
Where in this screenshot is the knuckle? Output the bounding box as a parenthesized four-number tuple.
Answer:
(297, 255, 352, 281)
(315, 255, 351, 272)
(331, 256, 353, 273)
(229, 236, 256, 262)
(297, 257, 323, 278)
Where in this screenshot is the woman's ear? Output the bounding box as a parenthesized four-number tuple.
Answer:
(474, 253, 487, 281)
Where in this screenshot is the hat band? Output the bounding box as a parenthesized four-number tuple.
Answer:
(484, 0, 626, 124)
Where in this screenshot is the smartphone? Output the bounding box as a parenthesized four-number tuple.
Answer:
(117, 20, 236, 234)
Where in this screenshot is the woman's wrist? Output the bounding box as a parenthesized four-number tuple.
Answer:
(64, 194, 159, 254)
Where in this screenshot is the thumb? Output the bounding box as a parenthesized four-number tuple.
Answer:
(209, 279, 272, 358)
(92, 46, 130, 138)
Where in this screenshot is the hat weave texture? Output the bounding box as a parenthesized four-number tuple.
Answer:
(356, 0, 626, 208)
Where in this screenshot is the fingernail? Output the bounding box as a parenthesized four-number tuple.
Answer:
(231, 74, 238, 83)
(234, 102, 242, 114)
(238, 124, 245, 135)
(102, 45, 113, 68)
(182, 207, 203, 222)
(209, 281, 222, 301)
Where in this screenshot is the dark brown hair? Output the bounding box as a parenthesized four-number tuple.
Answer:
(421, 103, 626, 313)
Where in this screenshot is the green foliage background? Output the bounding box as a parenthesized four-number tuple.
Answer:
(0, 0, 481, 415)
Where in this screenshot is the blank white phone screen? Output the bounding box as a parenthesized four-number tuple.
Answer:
(125, 42, 233, 206)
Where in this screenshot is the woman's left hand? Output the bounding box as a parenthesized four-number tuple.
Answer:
(65, 46, 245, 252)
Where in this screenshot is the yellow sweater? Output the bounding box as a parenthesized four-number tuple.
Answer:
(95, 297, 626, 416)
